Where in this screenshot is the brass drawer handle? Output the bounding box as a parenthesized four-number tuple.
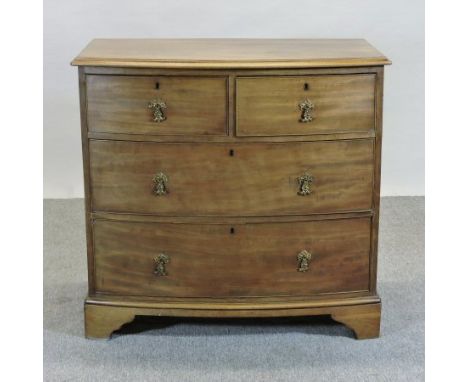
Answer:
(298, 99, 314, 123)
(154, 254, 169, 276)
(297, 173, 314, 196)
(152, 172, 168, 196)
(297, 250, 312, 272)
(148, 99, 167, 122)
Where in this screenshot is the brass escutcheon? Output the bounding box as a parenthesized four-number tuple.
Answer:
(298, 99, 314, 123)
(297, 250, 312, 272)
(154, 254, 169, 276)
(153, 172, 168, 196)
(297, 173, 314, 196)
(148, 99, 167, 122)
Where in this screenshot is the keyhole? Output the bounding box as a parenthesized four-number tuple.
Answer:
(229, 149, 234, 156)
(230, 227, 235, 234)
(155, 82, 160, 90)
(304, 83, 309, 91)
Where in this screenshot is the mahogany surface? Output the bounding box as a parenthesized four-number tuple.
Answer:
(72, 39, 390, 339)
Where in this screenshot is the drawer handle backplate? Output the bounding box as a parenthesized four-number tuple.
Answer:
(297, 250, 312, 272)
(148, 99, 167, 123)
(154, 253, 169, 276)
(297, 173, 314, 196)
(298, 99, 314, 123)
(152, 172, 168, 196)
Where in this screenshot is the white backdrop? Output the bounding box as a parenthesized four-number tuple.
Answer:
(44, 0, 424, 198)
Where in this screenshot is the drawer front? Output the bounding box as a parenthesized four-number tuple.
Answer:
(89, 140, 374, 216)
(86, 75, 228, 135)
(94, 218, 371, 298)
(236, 75, 375, 136)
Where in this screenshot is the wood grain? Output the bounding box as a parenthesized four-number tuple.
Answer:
(71, 39, 391, 68)
(85, 303, 136, 339)
(78, 68, 95, 293)
(87, 293, 380, 308)
(87, 131, 375, 143)
(73, 39, 389, 340)
(93, 218, 371, 298)
(236, 74, 375, 136)
(89, 140, 374, 216)
(331, 302, 381, 339)
(91, 210, 373, 224)
(85, 300, 381, 339)
(87, 75, 228, 135)
(82, 65, 382, 77)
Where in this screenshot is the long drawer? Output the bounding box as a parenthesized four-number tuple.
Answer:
(94, 218, 371, 298)
(89, 140, 374, 216)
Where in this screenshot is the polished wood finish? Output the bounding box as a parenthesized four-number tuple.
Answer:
(330, 302, 381, 339)
(86, 293, 380, 308)
(85, 300, 381, 340)
(74, 39, 389, 340)
(370, 67, 385, 292)
(236, 74, 375, 136)
(93, 218, 371, 297)
(91, 210, 373, 224)
(85, 303, 136, 339)
(82, 66, 383, 77)
(72, 39, 391, 68)
(87, 75, 227, 135)
(87, 130, 375, 143)
(89, 140, 374, 216)
(78, 67, 95, 293)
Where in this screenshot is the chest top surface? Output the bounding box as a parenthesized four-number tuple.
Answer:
(71, 38, 391, 69)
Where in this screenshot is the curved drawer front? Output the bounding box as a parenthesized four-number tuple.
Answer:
(89, 140, 374, 216)
(236, 74, 375, 136)
(94, 218, 371, 298)
(86, 75, 228, 135)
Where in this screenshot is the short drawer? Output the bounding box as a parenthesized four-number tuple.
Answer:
(86, 75, 228, 135)
(236, 74, 375, 136)
(89, 140, 374, 216)
(94, 218, 371, 298)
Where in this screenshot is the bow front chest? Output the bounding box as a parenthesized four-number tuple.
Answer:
(72, 39, 390, 339)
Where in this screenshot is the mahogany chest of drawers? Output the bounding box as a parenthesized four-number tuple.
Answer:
(72, 39, 391, 339)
